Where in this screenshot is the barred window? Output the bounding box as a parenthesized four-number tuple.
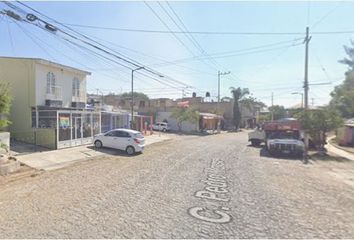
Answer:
(46, 72, 56, 94)
(72, 77, 80, 97)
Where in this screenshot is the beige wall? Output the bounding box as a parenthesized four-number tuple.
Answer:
(35, 62, 87, 107)
(0, 58, 35, 136)
(0, 57, 89, 147)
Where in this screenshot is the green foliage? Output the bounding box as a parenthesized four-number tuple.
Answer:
(268, 105, 287, 120)
(330, 41, 354, 117)
(329, 72, 354, 118)
(295, 108, 343, 148)
(339, 40, 354, 70)
(171, 107, 199, 132)
(258, 113, 270, 123)
(239, 96, 266, 110)
(0, 82, 12, 129)
(230, 87, 249, 130)
(120, 92, 149, 100)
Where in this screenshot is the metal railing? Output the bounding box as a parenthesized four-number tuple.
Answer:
(46, 85, 62, 101)
(72, 90, 86, 103)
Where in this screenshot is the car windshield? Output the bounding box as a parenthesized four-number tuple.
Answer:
(268, 131, 299, 140)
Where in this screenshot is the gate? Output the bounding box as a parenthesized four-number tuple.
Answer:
(57, 110, 101, 149)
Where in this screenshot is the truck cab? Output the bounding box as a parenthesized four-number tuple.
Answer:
(264, 119, 305, 156)
(266, 129, 304, 156)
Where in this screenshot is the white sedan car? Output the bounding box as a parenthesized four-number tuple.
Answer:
(94, 129, 145, 155)
(152, 122, 170, 132)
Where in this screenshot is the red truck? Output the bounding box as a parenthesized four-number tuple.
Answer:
(249, 118, 305, 156)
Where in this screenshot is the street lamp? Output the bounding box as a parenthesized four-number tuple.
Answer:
(130, 67, 164, 129)
(292, 92, 304, 109)
(217, 71, 231, 133)
(131, 67, 144, 129)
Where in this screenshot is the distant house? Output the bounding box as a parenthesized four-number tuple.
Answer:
(0, 57, 100, 149)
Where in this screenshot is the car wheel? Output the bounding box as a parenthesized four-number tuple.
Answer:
(162, 128, 167, 132)
(94, 140, 103, 148)
(126, 146, 135, 155)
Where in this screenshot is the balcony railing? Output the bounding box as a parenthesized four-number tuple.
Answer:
(45, 85, 62, 101)
(72, 90, 86, 103)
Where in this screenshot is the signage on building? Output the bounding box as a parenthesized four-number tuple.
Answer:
(59, 116, 70, 128)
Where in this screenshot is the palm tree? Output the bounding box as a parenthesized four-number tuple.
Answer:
(230, 87, 249, 130)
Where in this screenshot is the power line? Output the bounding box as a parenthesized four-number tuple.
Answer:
(151, 41, 303, 67)
(10, 1, 193, 89)
(61, 22, 354, 36)
(4, 14, 15, 54)
(311, 1, 344, 29)
(12, 19, 57, 61)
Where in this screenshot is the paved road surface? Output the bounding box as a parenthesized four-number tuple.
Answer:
(0, 132, 354, 238)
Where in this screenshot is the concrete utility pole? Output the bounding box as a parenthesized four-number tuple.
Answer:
(271, 92, 274, 121)
(131, 67, 144, 129)
(217, 71, 231, 105)
(303, 26, 311, 163)
(217, 71, 231, 133)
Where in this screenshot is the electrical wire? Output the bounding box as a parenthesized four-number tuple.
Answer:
(12, 1, 193, 89)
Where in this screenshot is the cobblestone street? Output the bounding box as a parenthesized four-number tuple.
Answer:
(0, 132, 354, 238)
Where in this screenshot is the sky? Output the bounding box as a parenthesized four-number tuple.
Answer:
(1, 0, 354, 108)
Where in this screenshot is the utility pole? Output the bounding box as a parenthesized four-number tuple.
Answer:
(131, 67, 144, 129)
(303, 26, 311, 163)
(311, 98, 314, 106)
(217, 71, 231, 133)
(271, 92, 274, 121)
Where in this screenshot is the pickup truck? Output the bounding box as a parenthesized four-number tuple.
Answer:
(248, 118, 305, 156)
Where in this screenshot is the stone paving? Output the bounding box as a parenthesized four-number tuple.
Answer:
(0, 132, 354, 238)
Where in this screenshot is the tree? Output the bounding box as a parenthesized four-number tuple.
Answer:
(330, 41, 354, 117)
(171, 107, 199, 132)
(239, 96, 266, 111)
(0, 82, 12, 129)
(339, 40, 354, 70)
(295, 107, 343, 149)
(268, 105, 287, 120)
(230, 87, 249, 130)
(120, 92, 149, 100)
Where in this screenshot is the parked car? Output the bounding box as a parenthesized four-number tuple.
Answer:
(94, 129, 145, 155)
(152, 122, 170, 132)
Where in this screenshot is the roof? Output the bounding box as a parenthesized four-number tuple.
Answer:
(0, 56, 91, 75)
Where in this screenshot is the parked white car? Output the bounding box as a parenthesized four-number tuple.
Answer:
(152, 122, 170, 132)
(94, 129, 145, 155)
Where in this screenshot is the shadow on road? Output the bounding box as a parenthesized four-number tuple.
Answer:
(310, 152, 350, 162)
(87, 146, 141, 157)
(259, 147, 303, 161)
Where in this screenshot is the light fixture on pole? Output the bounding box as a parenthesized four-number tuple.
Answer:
(130, 67, 164, 129)
(292, 92, 304, 109)
(131, 67, 144, 129)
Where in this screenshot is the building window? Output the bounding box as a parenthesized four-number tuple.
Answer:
(72, 77, 80, 97)
(46, 72, 56, 94)
(139, 101, 145, 108)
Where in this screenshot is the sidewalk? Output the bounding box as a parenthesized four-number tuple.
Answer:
(326, 136, 354, 161)
(16, 133, 172, 171)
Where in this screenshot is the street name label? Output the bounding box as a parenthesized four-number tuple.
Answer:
(188, 159, 232, 224)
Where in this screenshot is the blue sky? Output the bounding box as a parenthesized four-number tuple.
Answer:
(1, 1, 353, 107)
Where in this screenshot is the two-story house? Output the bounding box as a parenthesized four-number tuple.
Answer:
(0, 57, 100, 149)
